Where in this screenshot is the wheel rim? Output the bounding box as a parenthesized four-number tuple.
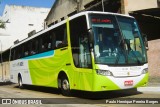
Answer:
(62, 79, 69, 90)
(19, 78, 22, 87)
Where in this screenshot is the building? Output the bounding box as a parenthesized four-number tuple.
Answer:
(0, 5, 50, 81)
(45, 0, 121, 27)
(45, 0, 159, 25)
(45, 0, 160, 81)
(123, 0, 158, 14)
(0, 5, 50, 51)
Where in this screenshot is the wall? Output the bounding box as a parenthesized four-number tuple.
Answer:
(46, 0, 93, 26)
(0, 62, 10, 82)
(147, 39, 160, 82)
(0, 5, 50, 51)
(124, 0, 158, 14)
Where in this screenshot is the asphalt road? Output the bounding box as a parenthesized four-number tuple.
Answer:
(0, 83, 160, 107)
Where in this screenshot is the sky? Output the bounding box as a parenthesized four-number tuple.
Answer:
(0, 0, 55, 16)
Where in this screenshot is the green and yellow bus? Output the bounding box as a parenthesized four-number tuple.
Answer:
(10, 11, 148, 96)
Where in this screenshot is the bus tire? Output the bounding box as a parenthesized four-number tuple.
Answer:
(18, 76, 23, 89)
(61, 76, 71, 96)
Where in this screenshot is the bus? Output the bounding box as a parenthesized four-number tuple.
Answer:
(10, 11, 148, 96)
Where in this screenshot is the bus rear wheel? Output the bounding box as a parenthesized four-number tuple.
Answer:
(18, 76, 23, 89)
(61, 76, 71, 96)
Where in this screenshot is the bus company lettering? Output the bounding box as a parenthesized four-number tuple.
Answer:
(12, 62, 24, 67)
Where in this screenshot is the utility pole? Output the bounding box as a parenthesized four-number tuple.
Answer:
(121, 0, 126, 14)
(76, 0, 82, 12)
(158, 0, 160, 7)
(102, 0, 104, 12)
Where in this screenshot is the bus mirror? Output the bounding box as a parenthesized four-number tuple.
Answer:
(142, 33, 148, 50)
(88, 29, 94, 47)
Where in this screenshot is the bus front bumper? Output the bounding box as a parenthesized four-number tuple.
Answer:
(92, 73, 148, 91)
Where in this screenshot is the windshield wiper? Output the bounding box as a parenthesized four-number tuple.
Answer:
(125, 40, 141, 64)
(115, 41, 126, 64)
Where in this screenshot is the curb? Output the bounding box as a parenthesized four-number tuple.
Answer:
(0, 81, 12, 85)
(138, 87, 160, 92)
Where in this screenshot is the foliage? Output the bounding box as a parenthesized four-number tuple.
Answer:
(0, 20, 5, 28)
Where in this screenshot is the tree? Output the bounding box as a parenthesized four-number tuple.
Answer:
(0, 20, 5, 28)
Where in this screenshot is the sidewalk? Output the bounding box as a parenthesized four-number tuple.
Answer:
(0, 81, 12, 86)
(0, 76, 10, 82)
(0, 77, 11, 85)
(138, 87, 160, 92)
(137, 82, 160, 92)
(147, 83, 160, 87)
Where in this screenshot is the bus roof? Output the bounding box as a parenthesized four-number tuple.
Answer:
(11, 11, 134, 49)
(69, 11, 134, 20)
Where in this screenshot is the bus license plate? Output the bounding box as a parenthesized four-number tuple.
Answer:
(124, 80, 133, 86)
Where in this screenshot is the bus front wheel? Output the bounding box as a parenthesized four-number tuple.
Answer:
(61, 76, 71, 96)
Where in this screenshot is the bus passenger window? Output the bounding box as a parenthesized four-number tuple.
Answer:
(25, 51, 28, 56)
(12, 49, 16, 60)
(51, 32, 56, 49)
(31, 51, 36, 55)
(53, 24, 67, 49)
(48, 43, 51, 49)
(41, 44, 46, 51)
(40, 33, 53, 51)
(56, 41, 62, 48)
(48, 35, 52, 49)
(31, 39, 38, 55)
(24, 43, 30, 56)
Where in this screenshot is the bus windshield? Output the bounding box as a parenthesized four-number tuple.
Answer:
(89, 14, 147, 65)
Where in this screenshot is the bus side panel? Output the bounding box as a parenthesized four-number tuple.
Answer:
(134, 73, 148, 87)
(92, 72, 120, 91)
(10, 61, 18, 83)
(28, 49, 70, 87)
(79, 71, 93, 91)
(10, 60, 32, 84)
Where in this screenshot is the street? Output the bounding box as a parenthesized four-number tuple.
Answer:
(0, 83, 160, 107)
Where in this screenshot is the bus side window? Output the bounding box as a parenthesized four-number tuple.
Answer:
(46, 31, 57, 49)
(17, 46, 22, 58)
(48, 42, 51, 49)
(51, 32, 56, 49)
(15, 48, 19, 59)
(31, 39, 39, 55)
(70, 15, 92, 68)
(21, 45, 25, 58)
(24, 42, 30, 57)
(40, 35, 46, 52)
(56, 41, 62, 48)
(39, 37, 43, 52)
(11, 49, 16, 60)
(40, 32, 53, 52)
(47, 35, 53, 49)
(24, 51, 28, 56)
(54, 23, 67, 49)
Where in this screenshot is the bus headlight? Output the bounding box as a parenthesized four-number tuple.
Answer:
(141, 68, 148, 74)
(96, 70, 113, 76)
